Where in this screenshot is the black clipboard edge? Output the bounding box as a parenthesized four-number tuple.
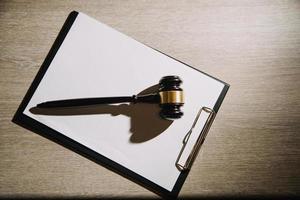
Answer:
(148, 47, 230, 198)
(116, 27, 231, 198)
(13, 113, 174, 199)
(12, 11, 230, 200)
(13, 11, 79, 119)
(170, 84, 229, 198)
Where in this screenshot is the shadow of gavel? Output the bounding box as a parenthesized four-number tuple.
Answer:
(37, 76, 184, 119)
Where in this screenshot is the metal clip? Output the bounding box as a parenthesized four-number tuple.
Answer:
(175, 107, 216, 171)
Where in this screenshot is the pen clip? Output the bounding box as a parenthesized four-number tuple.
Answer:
(176, 107, 216, 171)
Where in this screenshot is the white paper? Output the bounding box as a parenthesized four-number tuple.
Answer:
(23, 12, 225, 191)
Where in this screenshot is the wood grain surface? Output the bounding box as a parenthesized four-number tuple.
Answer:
(1, 0, 299, 199)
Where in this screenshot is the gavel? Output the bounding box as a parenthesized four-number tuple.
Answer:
(37, 76, 184, 119)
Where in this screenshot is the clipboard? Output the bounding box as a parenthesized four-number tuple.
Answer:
(12, 11, 229, 199)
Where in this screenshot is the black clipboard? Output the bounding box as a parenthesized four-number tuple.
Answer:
(13, 11, 229, 199)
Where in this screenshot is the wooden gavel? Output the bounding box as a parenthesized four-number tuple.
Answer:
(37, 76, 184, 119)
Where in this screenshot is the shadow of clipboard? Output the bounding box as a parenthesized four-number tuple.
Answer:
(12, 11, 229, 199)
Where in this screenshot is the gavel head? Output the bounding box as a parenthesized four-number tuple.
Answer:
(158, 76, 184, 119)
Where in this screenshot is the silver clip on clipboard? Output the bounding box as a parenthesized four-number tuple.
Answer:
(176, 107, 216, 171)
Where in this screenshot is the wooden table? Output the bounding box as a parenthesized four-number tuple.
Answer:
(1, 0, 299, 198)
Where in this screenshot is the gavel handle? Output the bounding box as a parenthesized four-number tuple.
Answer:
(37, 94, 160, 108)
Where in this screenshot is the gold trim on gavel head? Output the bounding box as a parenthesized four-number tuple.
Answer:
(159, 90, 184, 104)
